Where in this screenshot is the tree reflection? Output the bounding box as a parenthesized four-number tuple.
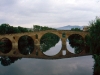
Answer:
(85, 17, 100, 75)
(68, 34, 100, 74)
(18, 35, 34, 55)
(93, 55, 100, 75)
(0, 38, 12, 53)
(85, 35, 100, 75)
(40, 33, 60, 52)
(68, 34, 84, 54)
(0, 57, 21, 66)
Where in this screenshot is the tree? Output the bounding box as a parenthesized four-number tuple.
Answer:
(0, 23, 10, 34)
(18, 26, 28, 32)
(33, 25, 41, 31)
(18, 35, 34, 55)
(85, 17, 100, 72)
(33, 25, 56, 31)
(40, 33, 60, 52)
(0, 24, 23, 34)
(0, 57, 21, 66)
(86, 17, 100, 54)
(71, 28, 81, 31)
(68, 34, 84, 54)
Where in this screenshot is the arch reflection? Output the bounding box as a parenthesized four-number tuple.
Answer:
(67, 34, 84, 54)
(40, 33, 61, 56)
(0, 38, 12, 53)
(18, 35, 34, 55)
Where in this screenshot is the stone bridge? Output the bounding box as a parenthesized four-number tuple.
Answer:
(0, 30, 90, 59)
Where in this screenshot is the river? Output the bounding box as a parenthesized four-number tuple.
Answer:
(0, 40, 94, 75)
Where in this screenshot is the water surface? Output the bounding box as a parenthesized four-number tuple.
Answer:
(0, 39, 94, 75)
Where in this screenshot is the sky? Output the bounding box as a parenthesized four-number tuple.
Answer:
(0, 0, 100, 28)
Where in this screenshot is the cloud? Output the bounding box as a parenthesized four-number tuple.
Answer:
(0, 0, 100, 28)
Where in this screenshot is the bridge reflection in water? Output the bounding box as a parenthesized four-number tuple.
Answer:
(0, 30, 90, 59)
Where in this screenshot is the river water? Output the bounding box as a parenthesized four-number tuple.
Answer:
(0, 40, 94, 75)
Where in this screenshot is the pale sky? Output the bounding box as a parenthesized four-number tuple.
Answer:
(0, 0, 100, 28)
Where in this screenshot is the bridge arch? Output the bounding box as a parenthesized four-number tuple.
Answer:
(18, 35, 34, 55)
(0, 30, 90, 59)
(0, 37, 12, 54)
(66, 34, 85, 54)
(39, 32, 62, 56)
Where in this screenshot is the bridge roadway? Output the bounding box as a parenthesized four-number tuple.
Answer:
(0, 30, 90, 59)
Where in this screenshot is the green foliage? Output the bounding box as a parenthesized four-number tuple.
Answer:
(0, 57, 21, 66)
(85, 17, 100, 73)
(62, 32, 66, 38)
(33, 25, 41, 31)
(68, 34, 84, 54)
(71, 28, 81, 31)
(93, 54, 100, 66)
(18, 26, 29, 32)
(0, 23, 10, 34)
(84, 35, 91, 53)
(68, 34, 84, 48)
(0, 24, 55, 34)
(40, 33, 60, 52)
(0, 23, 30, 34)
(0, 38, 12, 53)
(18, 35, 34, 55)
(86, 17, 100, 55)
(93, 54, 100, 75)
(33, 25, 56, 31)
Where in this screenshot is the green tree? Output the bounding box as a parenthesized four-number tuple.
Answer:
(6, 26, 20, 34)
(68, 34, 84, 54)
(92, 54, 100, 75)
(0, 38, 12, 53)
(0, 57, 21, 66)
(18, 26, 28, 32)
(86, 17, 100, 54)
(85, 17, 100, 75)
(0, 23, 10, 34)
(33, 25, 56, 31)
(71, 28, 81, 31)
(0, 24, 23, 34)
(33, 25, 41, 31)
(40, 33, 60, 52)
(18, 35, 34, 55)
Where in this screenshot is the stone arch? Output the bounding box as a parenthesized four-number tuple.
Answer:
(66, 33, 85, 54)
(18, 35, 34, 55)
(39, 32, 62, 56)
(0, 37, 12, 54)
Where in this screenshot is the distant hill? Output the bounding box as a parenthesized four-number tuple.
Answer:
(57, 25, 84, 30)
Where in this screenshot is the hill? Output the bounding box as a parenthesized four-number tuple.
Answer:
(57, 25, 84, 30)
